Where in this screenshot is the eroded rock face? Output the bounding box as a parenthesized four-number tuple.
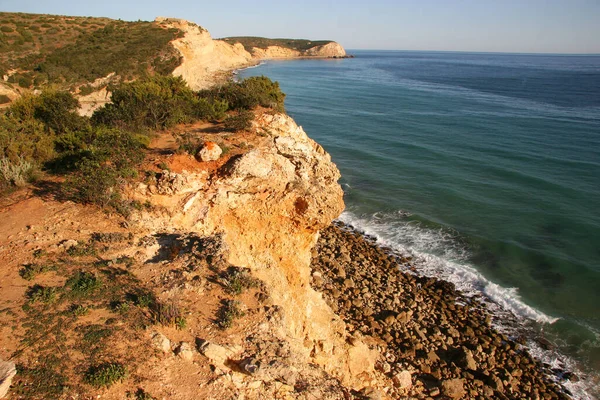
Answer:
(132, 112, 378, 389)
(156, 17, 254, 90)
(305, 42, 347, 57)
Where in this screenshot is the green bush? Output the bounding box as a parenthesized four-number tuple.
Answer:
(201, 76, 285, 112)
(61, 127, 146, 209)
(33, 90, 88, 134)
(92, 75, 197, 130)
(0, 26, 14, 33)
(84, 362, 127, 388)
(0, 113, 55, 167)
(18, 75, 32, 88)
(224, 110, 254, 132)
(7, 90, 87, 135)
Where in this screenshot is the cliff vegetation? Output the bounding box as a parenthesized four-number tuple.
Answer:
(0, 74, 285, 208)
(222, 37, 334, 53)
(0, 12, 183, 92)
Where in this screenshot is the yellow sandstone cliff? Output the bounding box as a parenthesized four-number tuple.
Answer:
(129, 111, 380, 390)
(155, 17, 347, 90)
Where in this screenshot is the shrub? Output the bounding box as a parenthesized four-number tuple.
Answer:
(150, 300, 186, 328)
(217, 299, 244, 329)
(79, 84, 94, 96)
(19, 263, 57, 281)
(221, 267, 258, 295)
(0, 26, 14, 33)
(195, 97, 228, 121)
(26, 285, 58, 304)
(0, 156, 34, 186)
(0, 115, 55, 177)
(65, 271, 102, 297)
(61, 127, 147, 209)
(33, 90, 87, 134)
(92, 75, 196, 130)
(84, 362, 127, 388)
(224, 110, 254, 132)
(18, 75, 32, 88)
(202, 76, 285, 112)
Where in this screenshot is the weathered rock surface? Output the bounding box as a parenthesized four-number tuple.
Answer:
(132, 111, 378, 389)
(156, 17, 254, 90)
(197, 141, 222, 161)
(151, 331, 172, 353)
(0, 359, 16, 399)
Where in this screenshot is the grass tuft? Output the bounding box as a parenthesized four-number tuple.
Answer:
(19, 263, 57, 281)
(217, 299, 244, 329)
(66, 271, 101, 297)
(84, 362, 127, 388)
(26, 285, 58, 304)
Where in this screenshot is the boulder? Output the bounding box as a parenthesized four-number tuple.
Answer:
(198, 340, 236, 368)
(197, 141, 222, 162)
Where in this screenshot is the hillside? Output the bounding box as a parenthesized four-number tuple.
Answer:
(0, 12, 183, 98)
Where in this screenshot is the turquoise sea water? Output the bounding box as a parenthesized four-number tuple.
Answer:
(239, 51, 600, 398)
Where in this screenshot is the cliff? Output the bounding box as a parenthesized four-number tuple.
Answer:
(156, 18, 347, 90)
(128, 111, 380, 390)
(155, 17, 254, 90)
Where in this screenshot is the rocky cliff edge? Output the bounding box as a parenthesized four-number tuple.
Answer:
(128, 111, 381, 391)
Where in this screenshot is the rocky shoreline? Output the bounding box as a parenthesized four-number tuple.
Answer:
(310, 221, 572, 399)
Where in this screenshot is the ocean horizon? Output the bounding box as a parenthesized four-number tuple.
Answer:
(239, 49, 600, 399)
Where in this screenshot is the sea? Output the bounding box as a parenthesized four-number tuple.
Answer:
(238, 50, 600, 399)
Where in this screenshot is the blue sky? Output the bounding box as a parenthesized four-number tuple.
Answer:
(1, 0, 598, 53)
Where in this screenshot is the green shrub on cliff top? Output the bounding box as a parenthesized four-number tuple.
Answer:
(201, 76, 285, 113)
(92, 75, 227, 130)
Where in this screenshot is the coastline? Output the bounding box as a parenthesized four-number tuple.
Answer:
(310, 221, 579, 399)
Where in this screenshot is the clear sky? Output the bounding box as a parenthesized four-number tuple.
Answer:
(1, 0, 599, 53)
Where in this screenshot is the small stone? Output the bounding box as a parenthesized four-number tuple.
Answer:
(151, 332, 171, 353)
(247, 380, 262, 389)
(0, 359, 17, 399)
(197, 141, 222, 162)
(198, 340, 235, 368)
(441, 378, 465, 399)
(392, 370, 412, 390)
(460, 346, 477, 370)
(176, 342, 194, 361)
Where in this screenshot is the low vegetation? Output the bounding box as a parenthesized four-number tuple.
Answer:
(84, 362, 128, 388)
(217, 299, 245, 329)
(1, 74, 285, 215)
(0, 12, 182, 90)
(12, 233, 159, 398)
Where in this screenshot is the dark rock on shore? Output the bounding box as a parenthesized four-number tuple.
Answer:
(310, 222, 572, 399)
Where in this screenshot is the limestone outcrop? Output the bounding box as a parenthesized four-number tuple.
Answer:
(304, 42, 347, 57)
(130, 111, 378, 389)
(156, 17, 347, 90)
(156, 17, 255, 90)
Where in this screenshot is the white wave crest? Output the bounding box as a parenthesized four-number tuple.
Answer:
(338, 210, 558, 325)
